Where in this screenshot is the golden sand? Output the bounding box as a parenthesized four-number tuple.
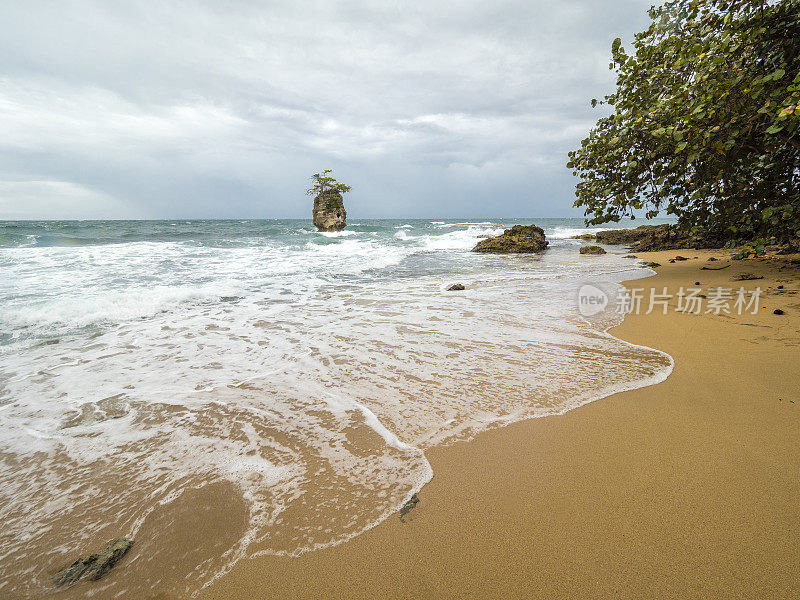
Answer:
(197, 249, 800, 600)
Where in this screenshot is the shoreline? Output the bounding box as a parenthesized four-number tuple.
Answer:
(199, 248, 800, 599)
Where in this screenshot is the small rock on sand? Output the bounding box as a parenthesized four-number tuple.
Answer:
(53, 538, 134, 586)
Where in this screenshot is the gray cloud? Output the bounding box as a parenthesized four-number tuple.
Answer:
(0, 0, 652, 219)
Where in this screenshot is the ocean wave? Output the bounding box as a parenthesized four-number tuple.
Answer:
(317, 230, 359, 237)
(546, 226, 611, 240)
(0, 218, 676, 598)
(1, 283, 237, 332)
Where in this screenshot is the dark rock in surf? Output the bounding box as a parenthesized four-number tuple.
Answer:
(595, 224, 723, 251)
(471, 224, 548, 254)
(53, 538, 134, 586)
(579, 245, 606, 255)
(447, 283, 465, 291)
(399, 494, 420, 522)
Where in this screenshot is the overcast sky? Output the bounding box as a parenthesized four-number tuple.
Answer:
(0, 0, 652, 220)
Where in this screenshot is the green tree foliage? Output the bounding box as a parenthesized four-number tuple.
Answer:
(568, 0, 800, 242)
(306, 170, 352, 198)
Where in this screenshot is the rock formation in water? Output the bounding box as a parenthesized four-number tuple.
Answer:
(308, 170, 350, 232)
(579, 245, 606, 255)
(595, 224, 724, 251)
(471, 224, 548, 254)
(312, 189, 347, 232)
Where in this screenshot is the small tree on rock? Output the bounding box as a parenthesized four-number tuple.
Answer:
(306, 170, 351, 198)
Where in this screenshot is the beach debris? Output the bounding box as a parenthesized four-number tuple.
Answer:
(734, 273, 763, 281)
(579, 245, 606, 255)
(399, 494, 420, 523)
(774, 309, 785, 315)
(701, 264, 731, 270)
(778, 285, 784, 289)
(695, 281, 701, 285)
(447, 283, 465, 291)
(53, 538, 134, 586)
(641, 261, 661, 268)
(472, 224, 548, 254)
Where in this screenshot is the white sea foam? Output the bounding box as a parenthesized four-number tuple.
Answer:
(546, 226, 612, 240)
(317, 230, 359, 237)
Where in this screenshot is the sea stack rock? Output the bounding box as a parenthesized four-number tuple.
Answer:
(312, 189, 347, 232)
(471, 224, 548, 254)
(308, 170, 350, 232)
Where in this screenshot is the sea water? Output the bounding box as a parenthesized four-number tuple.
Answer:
(0, 218, 673, 597)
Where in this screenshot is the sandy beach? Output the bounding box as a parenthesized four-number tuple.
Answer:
(199, 249, 800, 600)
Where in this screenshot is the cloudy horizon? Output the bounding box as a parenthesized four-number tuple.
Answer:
(0, 0, 652, 220)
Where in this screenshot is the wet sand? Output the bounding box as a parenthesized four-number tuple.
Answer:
(198, 249, 800, 600)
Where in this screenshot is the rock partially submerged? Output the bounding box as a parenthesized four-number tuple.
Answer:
(595, 224, 722, 251)
(571, 233, 596, 240)
(579, 245, 606, 255)
(471, 224, 548, 254)
(54, 538, 133, 586)
(312, 189, 347, 232)
(399, 494, 420, 523)
(446, 283, 465, 291)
